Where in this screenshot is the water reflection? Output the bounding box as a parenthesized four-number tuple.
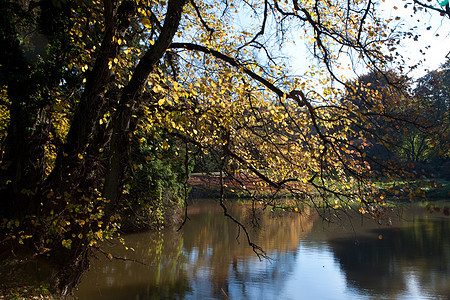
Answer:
(171, 203, 315, 300)
(326, 213, 450, 299)
(75, 228, 190, 299)
(74, 201, 450, 300)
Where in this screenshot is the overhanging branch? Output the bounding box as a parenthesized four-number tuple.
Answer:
(168, 42, 329, 160)
(169, 42, 285, 98)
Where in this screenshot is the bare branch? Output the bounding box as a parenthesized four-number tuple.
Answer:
(96, 247, 147, 265)
(190, 0, 215, 35)
(219, 168, 270, 260)
(357, 0, 372, 43)
(238, 0, 269, 50)
(413, 0, 450, 18)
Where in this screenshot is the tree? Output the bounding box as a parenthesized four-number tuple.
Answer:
(0, 0, 447, 296)
(346, 62, 450, 175)
(342, 70, 416, 172)
(407, 60, 450, 166)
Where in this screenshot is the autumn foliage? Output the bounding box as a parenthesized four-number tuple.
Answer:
(0, 0, 448, 296)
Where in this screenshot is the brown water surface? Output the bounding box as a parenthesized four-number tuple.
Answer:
(73, 201, 450, 299)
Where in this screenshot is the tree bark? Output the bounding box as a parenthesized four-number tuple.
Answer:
(103, 0, 187, 209)
(45, 0, 136, 194)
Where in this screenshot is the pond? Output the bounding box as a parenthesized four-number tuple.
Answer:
(73, 200, 450, 299)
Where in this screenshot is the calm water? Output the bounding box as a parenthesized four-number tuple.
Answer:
(74, 201, 450, 300)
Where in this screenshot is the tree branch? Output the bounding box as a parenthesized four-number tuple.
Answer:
(190, 0, 214, 35)
(413, 0, 450, 18)
(237, 0, 268, 50)
(104, 0, 187, 208)
(170, 42, 294, 100)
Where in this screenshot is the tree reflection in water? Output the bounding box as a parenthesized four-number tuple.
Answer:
(74, 201, 450, 300)
(74, 226, 191, 299)
(181, 202, 314, 299)
(326, 212, 450, 299)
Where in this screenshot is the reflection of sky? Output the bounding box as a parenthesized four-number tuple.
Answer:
(183, 240, 373, 300)
(182, 236, 449, 299)
(74, 206, 450, 300)
(281, 241, 364, 300)
(398, 269, 447, 300)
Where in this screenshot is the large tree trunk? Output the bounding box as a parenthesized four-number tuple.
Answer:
(44, 0, 135, 196)
(1, 0, 185, 296)
(45, 0, 184, 295)
(103, 0, 186, 209)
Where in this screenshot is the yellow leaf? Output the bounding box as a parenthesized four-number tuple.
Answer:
(142, 18, 151, 29)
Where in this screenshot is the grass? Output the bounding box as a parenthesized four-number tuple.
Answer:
(374, 178, 450, 202)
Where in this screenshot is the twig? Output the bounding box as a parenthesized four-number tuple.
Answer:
(96, 247, 147, 265)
